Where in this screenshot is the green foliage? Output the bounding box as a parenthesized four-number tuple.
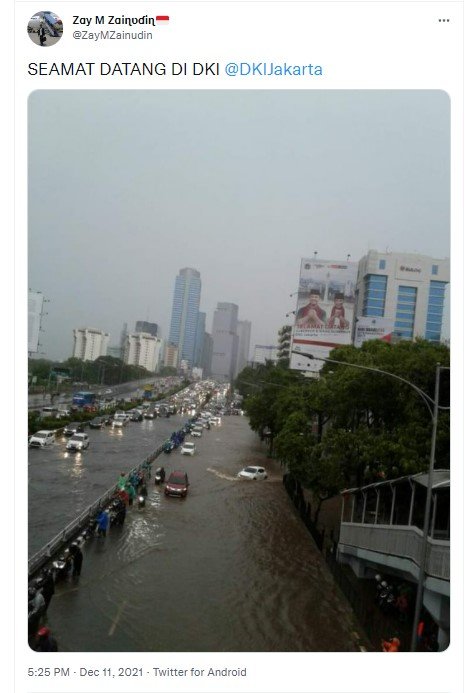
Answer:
(238, 340, 450, 504)
(159, 366, 177, 376)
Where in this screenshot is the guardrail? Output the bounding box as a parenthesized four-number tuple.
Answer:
(28, 443, 164, 577)
(338, 522, 450, 581)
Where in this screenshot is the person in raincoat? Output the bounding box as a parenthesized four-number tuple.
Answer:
(126, 482, 136, 506)
(96, 509, 109, 537)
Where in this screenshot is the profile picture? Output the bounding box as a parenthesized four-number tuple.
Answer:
(27, 11, 63, 46)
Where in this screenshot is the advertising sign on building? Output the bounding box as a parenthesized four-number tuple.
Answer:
(395, 258, 426, 282)
(290, 259, 357, 372)
(354, 317, 394, 348)
(28, 290, 44, 353)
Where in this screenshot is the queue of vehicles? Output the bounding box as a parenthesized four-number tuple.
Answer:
(30, 380, 268, 489)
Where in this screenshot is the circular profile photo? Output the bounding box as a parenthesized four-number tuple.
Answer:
(27, 11, 63, 46)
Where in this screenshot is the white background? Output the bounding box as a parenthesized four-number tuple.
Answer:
(8, 1, 464, 692)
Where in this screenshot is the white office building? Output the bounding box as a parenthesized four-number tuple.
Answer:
(73, 328, 109, 361)
(253, 345, 279, 365)
(123, 333, 163, 372)
(354, 251, 450, 343)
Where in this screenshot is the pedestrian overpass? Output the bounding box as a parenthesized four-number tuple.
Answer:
(337, 470, 450, 649)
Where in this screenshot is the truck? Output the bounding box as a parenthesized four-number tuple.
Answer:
(143, 384, 154, 400)
(72, 391, 97, 408)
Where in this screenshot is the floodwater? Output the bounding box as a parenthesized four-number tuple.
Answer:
(30, 416, 365, 651)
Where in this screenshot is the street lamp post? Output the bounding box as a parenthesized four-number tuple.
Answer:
(291, 349, 449, 652)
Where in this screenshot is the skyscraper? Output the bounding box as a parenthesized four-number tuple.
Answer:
(168, 268, 201, 366)
(135, 321, 158, 337)
(211, 302, 239, 381)
(194, 311, 206, 367)
(236, 320, 252, 374)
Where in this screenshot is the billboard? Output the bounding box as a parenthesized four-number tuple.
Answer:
(28, 290, 44, 353)
(353, 316, 394, 348)
(290, 259, 358, 372)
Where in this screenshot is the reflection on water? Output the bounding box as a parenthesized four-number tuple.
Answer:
(43, 417, 363, 652)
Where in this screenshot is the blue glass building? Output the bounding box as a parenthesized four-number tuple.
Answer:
(355, 252, 449, 344)
(168, 268, 201, 366)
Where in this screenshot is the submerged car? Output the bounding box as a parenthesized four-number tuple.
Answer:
(29, 430, 55, 448)
(238, 466, 268, 480)
(66, 433, 89, 451)
(164, 471, 189, 497)
(181, 442, 196, 456)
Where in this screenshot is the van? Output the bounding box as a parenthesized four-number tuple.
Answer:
(29, 430, 55, 448)
(41, 406, 59, 417)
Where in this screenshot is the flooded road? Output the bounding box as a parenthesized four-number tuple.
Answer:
(28, 417, 178, 555)
(33, 416, 365, 651)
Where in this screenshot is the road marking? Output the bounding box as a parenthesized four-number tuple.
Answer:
(108, 599, 127, 636)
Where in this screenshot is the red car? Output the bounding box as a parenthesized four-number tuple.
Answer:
(164, 471, 189, 498)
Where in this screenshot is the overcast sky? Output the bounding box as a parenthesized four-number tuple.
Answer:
(28, 90, 450, 360)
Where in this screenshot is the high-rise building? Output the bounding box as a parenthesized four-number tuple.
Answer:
(168, 268, 201, 366)
(123, 333, 163, 372)
(107, 345, 122, 359)
(201, 333, 213, 376)
(211, 302, 239, 381)
(120, 322, 128, 356)
(277, 325, 292, 362)
(28, 290, 45, 354)
(194, 312, 206, 367)
(164, 342, 179, 369)
(236, 320, 252, 374)
(354, 251, 450, 343)
(253, 345, 279, 365)
(73, 328, 109, 361)
(135, 321, 158, 337)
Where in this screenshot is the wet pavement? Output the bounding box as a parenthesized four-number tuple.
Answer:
(32, 416, 367, 651)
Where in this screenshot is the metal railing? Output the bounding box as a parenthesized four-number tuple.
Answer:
(339, 522, 450, 581)
(28, 444, 164, 577)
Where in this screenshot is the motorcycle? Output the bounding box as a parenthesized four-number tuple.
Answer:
(154, 467, 166, 485)
(138, 495, 146, 509)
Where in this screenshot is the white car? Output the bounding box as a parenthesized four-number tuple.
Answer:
(112, 414, 129, 428)
(191, 426, 203, 437)
(66, 433, 89, 451)
(181, 442, 196, 456)
(238, 466, 268, 480)
(29, 430, 55, 448)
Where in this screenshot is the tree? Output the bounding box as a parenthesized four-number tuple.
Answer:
(240, 339, 450, 507)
